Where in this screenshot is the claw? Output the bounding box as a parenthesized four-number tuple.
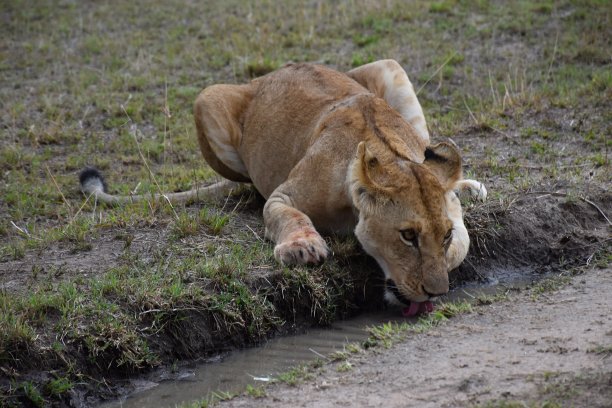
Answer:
(273, 231, 329, 266)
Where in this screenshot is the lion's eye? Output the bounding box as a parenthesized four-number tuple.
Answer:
(443, 229, 453, 246)
(399, 229, 418, 247)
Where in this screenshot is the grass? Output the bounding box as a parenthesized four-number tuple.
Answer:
(244, 384, 266, 398)
(0, 230, 365, 404)
(529, 274, 573, 300)
(20, 381, 46, 408)
(275, 364, 316, 386)
(586, 344, 612, 358)
(45, 377, 73, 397)
(0, 0, 610, 405)
(364, 301, 473, 349)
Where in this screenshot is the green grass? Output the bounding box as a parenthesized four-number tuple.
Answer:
(45, 377, 74, 397)
(20, 381, 46, 408)
(244, 384, 266, 398)
(0, 0, 610, 404)
(364, 301, 473, 348)
(275, 364, 317, 386)
(0, 231, 366, 403)
(0, 295, 37, 364)
(529, 274, 573, 300)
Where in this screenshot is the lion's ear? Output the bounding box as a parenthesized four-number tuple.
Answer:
(350, 142, 392, 214)
(423, 142, 462, 190)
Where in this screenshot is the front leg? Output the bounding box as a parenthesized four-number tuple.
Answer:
(264, 187, 329, 265)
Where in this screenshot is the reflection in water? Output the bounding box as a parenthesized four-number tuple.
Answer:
(106, 275, 532, 408)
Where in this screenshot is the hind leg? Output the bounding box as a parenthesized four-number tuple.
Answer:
(194, 84, 256, 182)
(347, 59, 429, 144)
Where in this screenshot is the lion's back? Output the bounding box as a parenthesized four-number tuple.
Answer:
(239, 64, 367, 196)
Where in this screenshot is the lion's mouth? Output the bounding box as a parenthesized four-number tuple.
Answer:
(385, 279, 435, 317)
(401, 300, 434, 317)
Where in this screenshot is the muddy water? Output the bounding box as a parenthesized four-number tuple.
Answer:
(106, 275, 533, 408)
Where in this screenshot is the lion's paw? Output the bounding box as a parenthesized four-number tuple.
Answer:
(274, 230, 329, 265)
(455, 179, 487, 202)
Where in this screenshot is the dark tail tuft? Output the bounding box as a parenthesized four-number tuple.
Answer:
(79, 167, 107, 194)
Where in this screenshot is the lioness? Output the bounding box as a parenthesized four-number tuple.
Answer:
(80, 60, 486, 311)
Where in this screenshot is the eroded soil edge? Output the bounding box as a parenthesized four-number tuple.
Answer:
(1, 191, 610, 407)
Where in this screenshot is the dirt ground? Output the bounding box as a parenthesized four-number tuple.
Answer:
(224, 267, 612, 408)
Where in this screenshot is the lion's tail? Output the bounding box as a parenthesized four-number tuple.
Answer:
(78, 167, 241, 205)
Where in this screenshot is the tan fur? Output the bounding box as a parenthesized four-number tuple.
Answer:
(193, 60, 487, 303)
(84, 60, 487, 304)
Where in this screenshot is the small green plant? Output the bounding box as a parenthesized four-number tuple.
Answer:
(530, 275, 572, 300)
(20, 382, 45, 407)
(199, 208, 229, 235)
(275, 364, 313, 386)
(1, 240, 26, 260)
(209, 390, 234, 401)
(245, 57, 279, 78)
(591, 153, 607, 166)
(345, 343, 361, 354)
(0, 145, 30, 170)
(530, 141, 547, 156)
(0, 295, 36, 364)
(353, 33, 380, 47)
(351, 52, 375, 67)
(475, 292, 510, 305)
(245, 384, 266, 398)
(367, 321, 407, 348)
(429, 1, 455, 13)
(45, 377, 73, 397)
(172, 211, 200, 238)
(329, 350, 349, 362)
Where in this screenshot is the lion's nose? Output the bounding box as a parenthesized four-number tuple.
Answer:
(421, 284, 448, 298)
(422, 268, 449, 297)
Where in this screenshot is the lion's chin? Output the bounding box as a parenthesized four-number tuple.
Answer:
(384, 288, 407, 306)
(385, 278, 418, 304)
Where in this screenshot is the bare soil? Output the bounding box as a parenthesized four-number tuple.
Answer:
(224, 267, 612, 408)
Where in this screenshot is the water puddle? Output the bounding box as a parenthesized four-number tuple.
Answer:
(105, 272, 534, 408)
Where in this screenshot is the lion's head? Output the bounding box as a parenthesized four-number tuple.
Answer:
(349, 140, 463, 305)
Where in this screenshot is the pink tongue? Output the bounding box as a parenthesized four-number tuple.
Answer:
(402, 301, 434, 317)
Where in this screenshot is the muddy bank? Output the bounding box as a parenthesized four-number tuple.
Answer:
(1, 189, 609, 407)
